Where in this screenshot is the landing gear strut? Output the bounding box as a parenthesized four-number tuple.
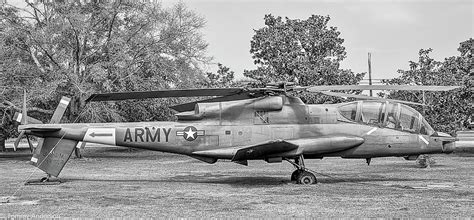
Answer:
(285, 155, 317, 185)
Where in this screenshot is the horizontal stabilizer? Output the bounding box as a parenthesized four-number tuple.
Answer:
(19, 125, 62, 133)
(30, 137, 77, 177)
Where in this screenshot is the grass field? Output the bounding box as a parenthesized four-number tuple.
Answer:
(1, 147, 473, 218)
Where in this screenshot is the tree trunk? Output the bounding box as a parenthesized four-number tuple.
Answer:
(0, 135, 5, 152)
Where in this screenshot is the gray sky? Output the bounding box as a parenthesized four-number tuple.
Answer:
(8, 0, 473, 82)
(181, 0, 473, 81)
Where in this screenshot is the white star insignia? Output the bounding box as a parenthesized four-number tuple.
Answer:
(184, 127, 196, 140)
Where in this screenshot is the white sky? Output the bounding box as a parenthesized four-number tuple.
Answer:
(7, 0, 474, 82)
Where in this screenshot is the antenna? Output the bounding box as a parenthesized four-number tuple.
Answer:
(368, 52, 373, 97)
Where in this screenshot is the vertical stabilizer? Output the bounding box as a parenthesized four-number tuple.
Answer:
(31, 138, 78, 177)
(31, 96, 71, 163)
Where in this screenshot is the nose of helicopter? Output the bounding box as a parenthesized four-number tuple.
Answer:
(430, 132, 457, 154)
(442, 141, 456, 153)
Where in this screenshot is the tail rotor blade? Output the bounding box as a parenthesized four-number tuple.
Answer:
(13, 130, 25, 151)
(25, 134, 34, 153)
(49, 96, 71, 124)
(22, 89, 27, 125)
(13, 90, 28, 152)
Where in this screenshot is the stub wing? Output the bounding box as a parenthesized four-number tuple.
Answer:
(192, 140, 298, 161)
(232, 140, 299, 161)
(286, 135, 365, 155)
(192, 135, 365, 162)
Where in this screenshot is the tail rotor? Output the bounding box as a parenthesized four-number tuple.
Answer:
(13, 90, 34, 152)
(13, 91, 71, 152)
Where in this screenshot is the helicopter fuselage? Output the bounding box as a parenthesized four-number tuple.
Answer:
(22, 95, 454, 170)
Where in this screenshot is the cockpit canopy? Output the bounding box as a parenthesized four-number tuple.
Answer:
(338, 101, 435, 135)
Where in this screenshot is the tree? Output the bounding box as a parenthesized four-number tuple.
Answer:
(0, 1, 210, 125)
(382, 39, 473, 134)
(244, 14, 364, 104)
(204, 63, 235, 88)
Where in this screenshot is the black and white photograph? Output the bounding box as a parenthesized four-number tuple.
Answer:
(0, 0, 472, 218)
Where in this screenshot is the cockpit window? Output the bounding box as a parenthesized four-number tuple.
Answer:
(338, 100, 432, 135)
(360, 102, 384, 125)
(385, 103, 399, 129)
(399, 105, 420, 133)
(338, 102, 357, 121)
(420, 117, 435, 135)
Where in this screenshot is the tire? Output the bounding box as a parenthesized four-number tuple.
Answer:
(297, 171, 317, 185)
(291, 170, 302, 181)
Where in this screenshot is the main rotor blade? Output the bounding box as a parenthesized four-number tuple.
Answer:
(86, 88, 245, 102)
(320, 91, 425, 106)
(308, 85, 460, 92)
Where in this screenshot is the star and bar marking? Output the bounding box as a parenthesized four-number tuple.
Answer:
(176, 126, 205, 141)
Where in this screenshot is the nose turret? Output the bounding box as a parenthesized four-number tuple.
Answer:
(430, 132, 457, 154)
(442, 141, 456, 153)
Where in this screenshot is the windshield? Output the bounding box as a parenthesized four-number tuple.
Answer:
(420, 117, 435, 135)
(337, 101, 434, 135)
(399, 105, 420, 133)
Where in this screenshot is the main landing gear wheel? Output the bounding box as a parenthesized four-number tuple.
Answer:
(285, 155, 318, 185)
(291, 170, 302, 181)
(297, 171, 317, 185)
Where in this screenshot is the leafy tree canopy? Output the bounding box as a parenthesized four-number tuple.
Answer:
(244, 14, 365, 104)
(204, 63, 235, 88)
(0, 1, 210, 125)
(382, 38, 473, 134)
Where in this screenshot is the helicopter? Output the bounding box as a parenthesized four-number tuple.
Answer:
(14, 83, 459, 184)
